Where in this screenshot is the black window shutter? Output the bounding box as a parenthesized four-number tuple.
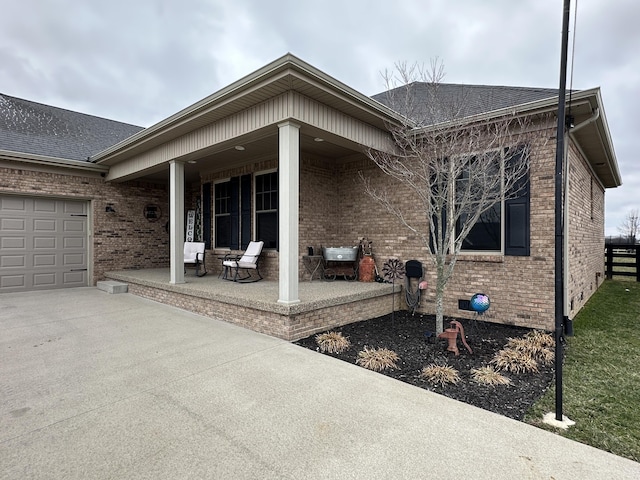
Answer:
(240, 174, 251, 249)
(229, 176, 240, 250)
(505, 166, 530, 256)
(202, 182, 212, 249)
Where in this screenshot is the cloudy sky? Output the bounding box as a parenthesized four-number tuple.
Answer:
(2, 0, 638, 235)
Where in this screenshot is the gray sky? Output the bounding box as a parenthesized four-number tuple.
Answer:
(2, 0, 637, 235)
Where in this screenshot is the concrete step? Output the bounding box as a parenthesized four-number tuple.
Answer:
(97, 280, 128, 294)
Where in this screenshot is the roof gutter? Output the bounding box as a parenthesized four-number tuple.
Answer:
(0, 149, 109, 173)
(413, 90, 595, 134)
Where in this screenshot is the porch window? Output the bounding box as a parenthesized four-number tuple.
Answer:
(255, 171, 278, 249)
(213, 175, 252, 250)
(214, 181, 231, 248)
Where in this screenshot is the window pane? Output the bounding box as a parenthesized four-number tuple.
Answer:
(255, 172, 278, 248)
(257, 211, 278, 249)
(215, 215, 231, 248)
(459, 203, 501, 251)
(215, 182, 230, 214)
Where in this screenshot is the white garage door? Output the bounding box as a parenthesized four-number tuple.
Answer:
(0, 195, 88, 293)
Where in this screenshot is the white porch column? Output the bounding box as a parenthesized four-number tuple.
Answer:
(169, 160, 185, 284)
(278, 121, 301, 305)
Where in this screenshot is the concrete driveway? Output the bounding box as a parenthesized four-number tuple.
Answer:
(1, 288, 639, 479)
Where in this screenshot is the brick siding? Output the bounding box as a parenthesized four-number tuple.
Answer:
(125, 281, 399, 341)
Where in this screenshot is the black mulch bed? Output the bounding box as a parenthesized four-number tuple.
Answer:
(294, 311, 556, 420)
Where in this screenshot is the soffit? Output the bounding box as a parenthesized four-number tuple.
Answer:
(566, 91, 620, 188)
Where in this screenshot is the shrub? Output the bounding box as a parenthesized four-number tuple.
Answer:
(420, 363, 460, 386)
(315, 331, 351, 354)
(524, 330, 555, 349)
(506, 332, 554, 366)
(356, 347, 400, 372)
(471, 366, 511, 386)
(491, 348, 539, 374)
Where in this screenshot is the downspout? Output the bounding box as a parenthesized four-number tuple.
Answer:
(563, 135, 571, 328)
(563, 107, 600, 325)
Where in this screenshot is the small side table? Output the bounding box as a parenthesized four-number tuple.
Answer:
(302, 255, 323, 281)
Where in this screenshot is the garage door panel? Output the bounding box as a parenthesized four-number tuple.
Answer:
(1, 195, 88, 292)
(0, 197, 27, 211)
(33, 198, 58, 213)
(63, 237, 84, 248)
(63, 219, 85, 232)
(63, 253, 85, 266)
(34, 237, 57, 249)
(63, 271, 87, 285)
(1, 218, 26, 231)
(33, 273, 56, 286)
(33, 219, 57, 232)
(0, 255, 25, 268)
(64, 202, 86, 214)
(0, 274, 25, 289)
(33, 254, 56, 267)
(1, 237, 25, 249)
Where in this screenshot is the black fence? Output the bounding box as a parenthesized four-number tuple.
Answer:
(605, 243, 640, 281)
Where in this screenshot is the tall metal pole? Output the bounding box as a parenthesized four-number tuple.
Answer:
(554, 0, 571, 422)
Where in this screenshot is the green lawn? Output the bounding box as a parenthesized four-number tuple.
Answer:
(525, 280, 640, 462)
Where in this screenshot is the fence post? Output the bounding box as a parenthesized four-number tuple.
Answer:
(636, 246, 640, 282)
(606, 245, 613, 280)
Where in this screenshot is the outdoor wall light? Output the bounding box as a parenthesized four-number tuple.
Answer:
(234, 145, 245, 151)
(565, 115, 575, 129)
(105, 204, 116, 213)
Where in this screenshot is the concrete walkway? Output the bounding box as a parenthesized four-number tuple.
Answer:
(1, 288, 638, 479)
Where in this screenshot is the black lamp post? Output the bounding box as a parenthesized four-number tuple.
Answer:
(553, 0, 571, 423)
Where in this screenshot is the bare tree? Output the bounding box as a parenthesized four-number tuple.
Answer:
(362, 61, 552, 334)
(618, 209, 640, 244)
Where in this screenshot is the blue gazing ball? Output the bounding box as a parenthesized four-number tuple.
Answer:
(470, 293, 490, 313)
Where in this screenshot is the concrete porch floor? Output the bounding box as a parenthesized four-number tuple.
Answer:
(104, 269, 401, 340)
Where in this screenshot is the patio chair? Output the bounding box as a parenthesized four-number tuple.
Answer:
(222, 241, 264, 282)
(184, 242, 207, 277)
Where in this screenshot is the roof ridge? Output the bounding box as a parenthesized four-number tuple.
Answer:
(403, 82, 562, 92)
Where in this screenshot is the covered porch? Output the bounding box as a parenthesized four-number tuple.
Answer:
(105, 268, 401, 341)
(92, 55, 401, 313)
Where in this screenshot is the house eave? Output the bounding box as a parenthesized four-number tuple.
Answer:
(0, 149, 109, 173)
(414, 87, 621, 189)
(92, 53, 404, 166)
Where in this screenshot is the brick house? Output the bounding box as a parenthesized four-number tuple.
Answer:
(0, 54, 620, 337)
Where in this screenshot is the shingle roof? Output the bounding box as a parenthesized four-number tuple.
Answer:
(371, 83, 562, 125)
(0, 93, 143, 161)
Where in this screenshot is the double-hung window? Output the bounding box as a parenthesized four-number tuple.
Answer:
(213, 175, 252, 250)
(214, 181, 231, 248)
(211, 172, 278, 250)
(454, 148, 530, 255)
(255, 171, 278, 249)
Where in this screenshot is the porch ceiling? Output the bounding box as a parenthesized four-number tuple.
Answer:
(139, 130, 362, 184)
